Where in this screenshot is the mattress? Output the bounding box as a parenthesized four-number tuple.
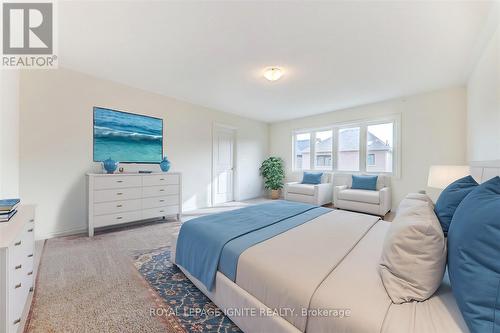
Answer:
(174, 209, 469, 333)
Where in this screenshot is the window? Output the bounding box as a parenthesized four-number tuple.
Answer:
(367, 154, 376, 166)
(367, 123, 393, 173)
(292, 116, 399, 175)
(337, 127, 360, 171)
(314, 130, 333, 170)
(294, 132, 310, 170)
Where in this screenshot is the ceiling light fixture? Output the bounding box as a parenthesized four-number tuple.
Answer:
(263, 67, 284, 81)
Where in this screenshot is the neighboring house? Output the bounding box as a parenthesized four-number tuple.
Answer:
(295, 128, 393, 172)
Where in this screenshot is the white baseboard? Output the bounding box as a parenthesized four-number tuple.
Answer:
(36, 227, 88, 240)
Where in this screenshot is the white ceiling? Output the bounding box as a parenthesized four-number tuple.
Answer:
(58, 1, 494, 123)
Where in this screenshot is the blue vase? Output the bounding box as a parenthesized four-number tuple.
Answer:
(160, 157, 171, 172)
(102, 158, 118, 174)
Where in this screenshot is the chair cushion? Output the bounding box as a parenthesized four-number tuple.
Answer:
(352, 175, 378, 191)
(379, 201, 446, 304)
(287, 183, 315, 196)
(338, 189, 380, 204)
(448, 176, 500, 333)
(434, 175, 478, 235)
(302, 172, 323, 185)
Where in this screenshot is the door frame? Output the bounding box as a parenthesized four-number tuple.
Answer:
(211, 122, 237, 207)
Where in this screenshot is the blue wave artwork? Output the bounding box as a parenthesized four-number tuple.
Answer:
(93, 107, 163, 163)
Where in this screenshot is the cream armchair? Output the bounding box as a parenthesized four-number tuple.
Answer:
(284, 173, 333, 206)
(333, 174, 392, 216)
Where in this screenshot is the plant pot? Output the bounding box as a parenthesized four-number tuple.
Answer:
(270, 189, 280, 200)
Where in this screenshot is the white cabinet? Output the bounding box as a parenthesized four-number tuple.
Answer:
(0, 206, 36, 333)
(87, 173, 182, 237)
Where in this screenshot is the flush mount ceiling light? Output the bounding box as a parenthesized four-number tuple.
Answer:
(263, 67, 284, 81)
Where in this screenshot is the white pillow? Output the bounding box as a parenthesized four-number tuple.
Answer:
(396, 193, 434, 216)
(379, 201, 446, 304)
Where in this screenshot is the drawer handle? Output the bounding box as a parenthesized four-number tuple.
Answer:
(159, 210, 165, 213)
(13, 318, 21, 325)
(14, 241, 21, 246)
(116, 216, 123, 220)
(116, 180, 123, 183)
(159, 199, 165, 202)
(29, 219, 34, 222)
(27, 254, 33, 258)
(117, 192, 123, 195)
(160, 178, 165, 181)
(159, 189, 165, 192)
(15, 264, 22, 270)
(28, 228, 34, 232)
(116, 204, 123, 208)
(15, 283, 21, 289)
(27, 271, 33, 276)
(30, 287, 34, 292)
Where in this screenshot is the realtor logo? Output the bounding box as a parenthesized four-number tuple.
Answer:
(2, 1, 57, 68)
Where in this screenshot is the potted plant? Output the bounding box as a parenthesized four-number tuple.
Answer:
(260, 157, 285, 199)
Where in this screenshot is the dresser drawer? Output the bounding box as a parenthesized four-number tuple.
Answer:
(94, 187, 142, 203)
(94, 199, 141, 216)
(142, 185, 179, 198)
(142, 196, 179, 209)
(142, 206, 179, 220)
(9, 281, 26, 332)
(94, 175, 142, 190)
(9, 236, 25, 272)
(93, 211, 142, 228)
(143, 174, 179, 186)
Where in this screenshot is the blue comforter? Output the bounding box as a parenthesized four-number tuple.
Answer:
(175, 200, 331, 290)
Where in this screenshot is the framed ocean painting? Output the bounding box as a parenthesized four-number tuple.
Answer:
(93, 107, 163, 163)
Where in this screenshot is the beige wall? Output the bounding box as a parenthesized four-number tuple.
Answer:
(467, 5, 500, 162)
(0, 70, 20, 198)
(19, 68, 269, 239)
(270, 87, 467, 205)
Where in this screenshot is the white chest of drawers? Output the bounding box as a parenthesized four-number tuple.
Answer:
(87, 173, 182, 237)
(0, 206, 36, 333)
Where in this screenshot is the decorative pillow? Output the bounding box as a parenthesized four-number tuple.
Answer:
(448, 176, 500, 333)
(396, 193, 434, 217)
(301, 172, 323, 185)
(379, 201, 446, 304)
(405, 193, 435, 207)
(434, 175, 478, 236)
(351, 175, 378, 191)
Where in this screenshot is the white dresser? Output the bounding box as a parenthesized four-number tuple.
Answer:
(87, 173, 182, 237)
(0, 206, 36, 333)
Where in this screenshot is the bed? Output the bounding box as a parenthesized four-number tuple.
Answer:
(171, 197, 472, 333)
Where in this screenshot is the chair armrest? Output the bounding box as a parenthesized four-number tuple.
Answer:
(379, 187, 392, 216)
(312, 183, 333, 206)
(284, 182, 299, 200)
(333, 185, 348, 206)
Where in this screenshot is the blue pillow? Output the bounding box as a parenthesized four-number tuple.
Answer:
(448, 176, 500, 333)
(351, 175, 378, 191)
(302, 172, 323, 185)
(434, 175, 478, 235)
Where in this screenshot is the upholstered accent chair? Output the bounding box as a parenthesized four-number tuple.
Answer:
(333, 173, 392, 216)
(284, 173, 333, 206)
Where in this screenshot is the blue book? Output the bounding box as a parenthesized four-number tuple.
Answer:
(0, 199, 20, 211)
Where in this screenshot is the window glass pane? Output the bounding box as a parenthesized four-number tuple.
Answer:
(337, 127, 360, 171)
(367, 123, 393, 173)
(314, 130, 333, 170)
(294, 133, 310, 170)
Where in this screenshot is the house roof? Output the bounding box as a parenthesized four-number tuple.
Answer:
(298, 129, 391, 154)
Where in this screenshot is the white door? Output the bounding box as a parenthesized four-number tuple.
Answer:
(213, 126, 235, 205)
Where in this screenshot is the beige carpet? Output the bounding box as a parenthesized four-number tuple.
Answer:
(26, 199, 267, 333)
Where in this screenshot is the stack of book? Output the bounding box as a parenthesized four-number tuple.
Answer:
(0, 199, 20, 222)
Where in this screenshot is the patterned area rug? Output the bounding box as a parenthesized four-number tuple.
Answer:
(134, 247, 242, 333)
